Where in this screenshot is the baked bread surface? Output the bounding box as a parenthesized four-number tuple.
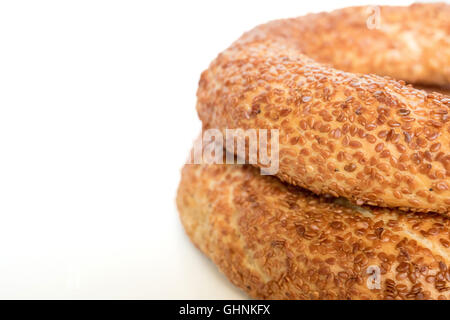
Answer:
(177, 162, 450, 300)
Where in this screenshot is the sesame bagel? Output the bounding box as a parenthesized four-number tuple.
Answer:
(177, 161, 450, 300)
(196, 3, 450, 215)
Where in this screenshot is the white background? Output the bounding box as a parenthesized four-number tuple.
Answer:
(0, 0, 439, 299)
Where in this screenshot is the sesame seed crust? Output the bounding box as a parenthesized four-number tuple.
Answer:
(177, 161, 450, 300)
(196, 3, 450, 215)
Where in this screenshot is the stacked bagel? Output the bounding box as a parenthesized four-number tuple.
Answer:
(176, 3, 450, 299)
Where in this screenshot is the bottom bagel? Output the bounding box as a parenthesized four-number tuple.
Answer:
(177, 161, 450, 300)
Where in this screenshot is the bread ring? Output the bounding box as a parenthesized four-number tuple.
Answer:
(177, 161, 450, 300)
(196, 3, 450, 215)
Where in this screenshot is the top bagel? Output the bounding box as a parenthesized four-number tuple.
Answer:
(196, 3, 450, 215)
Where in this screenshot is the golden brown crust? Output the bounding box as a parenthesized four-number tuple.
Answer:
(177, 162, 450, 300)
(417, 85, 450, 97)
(196, 3, 450, 215)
